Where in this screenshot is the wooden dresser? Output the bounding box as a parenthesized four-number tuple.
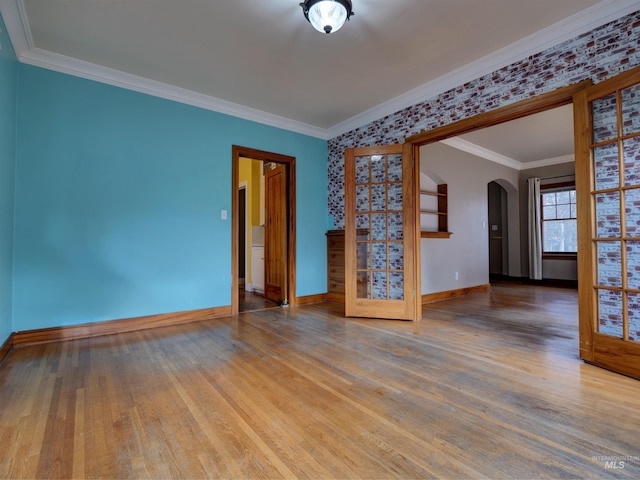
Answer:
(326, 229, 369, 304)
(326, 230, 346, 303)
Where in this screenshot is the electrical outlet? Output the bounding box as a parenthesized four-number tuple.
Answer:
(455, 272, 459, 281)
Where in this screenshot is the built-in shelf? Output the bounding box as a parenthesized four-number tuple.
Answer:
(421, 231, 453, 239)
(420, 183, 452, 238)
(420, 189, 446, 196)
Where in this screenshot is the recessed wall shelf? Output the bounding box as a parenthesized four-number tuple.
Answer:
(420, 184, 452, 238)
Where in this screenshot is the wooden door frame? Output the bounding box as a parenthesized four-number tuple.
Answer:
(231, 146, 297, 315)
(406, 81, 591, 146)
(405, 81, 591, 316)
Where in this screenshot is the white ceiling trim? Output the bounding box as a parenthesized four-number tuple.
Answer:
(0, 1, 328, 139)
(440, 138, 522, 170)
(441, 137, 574, 170)
(1, 0, 638, 141)
(19, 47, 329, 139)
(326, 0, 640, 139)
(0, 0, 31, 54)
(521, 154, 575, 170)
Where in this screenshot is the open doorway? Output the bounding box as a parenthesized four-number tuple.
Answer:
(236, 170, 279, 312)
(412, 87, 582, 289)
(486, 179, 518, 283)
(488, 180, 509, 280)
(454, 103, 576, 285)
(408, 81, 586, 298)
(408, 83, 585, 362)
(231, 146, 297, 315)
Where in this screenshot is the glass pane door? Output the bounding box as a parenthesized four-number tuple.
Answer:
(592, 84, 640, 341)
(575, 65, 640, 379)
(344, 144, 419, 321)
(355, 152, 405, 300)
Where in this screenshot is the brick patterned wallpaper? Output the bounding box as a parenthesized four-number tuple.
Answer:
(629, 292, 640, 341)
(328, 10, 640, 229)
(599, 289, 623, 337)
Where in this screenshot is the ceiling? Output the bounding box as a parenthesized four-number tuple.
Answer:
(449, 104, 575, 168)
(1, 1, 636, 162)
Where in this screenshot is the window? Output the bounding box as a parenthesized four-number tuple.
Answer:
(541, 188, 577, 254)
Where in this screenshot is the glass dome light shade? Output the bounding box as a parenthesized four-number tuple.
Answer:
(300, 0, 353, 34)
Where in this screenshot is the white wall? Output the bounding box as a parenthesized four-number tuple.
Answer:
(420, 143, 521, 295)
(542, 258, 577, 280)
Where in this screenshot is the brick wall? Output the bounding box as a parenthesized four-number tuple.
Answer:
(328, 10, 640, 335)
(328, 10, 640, 228)
(599, 289, 623, 337)
(629, 292, 640, 341)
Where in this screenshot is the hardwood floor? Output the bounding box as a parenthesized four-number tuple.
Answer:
(1, 283, 639, 479)
(239, 288, 280, 312)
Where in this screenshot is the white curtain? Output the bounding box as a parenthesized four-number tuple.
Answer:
(528, 177, 543, 280)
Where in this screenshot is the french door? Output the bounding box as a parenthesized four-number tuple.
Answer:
(344, 144, 421, 321)
(574, 65, 640, 379)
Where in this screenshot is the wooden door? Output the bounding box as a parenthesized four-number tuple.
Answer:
(344, 144, 421, 321)
(238, 187, 246, 284)
(574, 65, 640, 379)
(264, 165, 287, 303)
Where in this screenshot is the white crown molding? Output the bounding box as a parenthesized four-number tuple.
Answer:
(440, 138, 522, 170)
(2, 0, 638, 141)
(441, 137, 574, 170)
(326, 0, 640, 139)
(0, 0, 31, 55)
(20, 48, 329, 139)
(0, 1, 328, 139)
(520, 154, 575, 170)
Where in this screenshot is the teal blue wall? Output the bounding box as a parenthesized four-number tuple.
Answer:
(14, 65, 328, 331)
(0, 15, 17, 343)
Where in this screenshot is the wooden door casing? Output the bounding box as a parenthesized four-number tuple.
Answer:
(231, 146, 296, 315)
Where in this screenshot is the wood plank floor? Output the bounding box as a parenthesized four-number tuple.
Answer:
(1, 283, 639, 479)
(239, 289, 280, 312)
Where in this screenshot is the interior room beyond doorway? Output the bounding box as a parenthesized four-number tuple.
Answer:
(231, 145, 297, 316)
(237, 156, 280, 313)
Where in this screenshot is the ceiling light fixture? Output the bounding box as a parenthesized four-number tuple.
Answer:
(299, 0, 354, 34)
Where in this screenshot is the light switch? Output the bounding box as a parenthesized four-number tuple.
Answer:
(221, 210, 228, 220)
